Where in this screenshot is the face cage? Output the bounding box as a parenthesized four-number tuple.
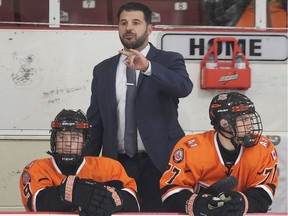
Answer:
(51, 130, 87, 167)
(232, 111, 263, 147)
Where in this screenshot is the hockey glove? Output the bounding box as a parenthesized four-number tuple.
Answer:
(204, 176, 238, 196)
(59, 176, 123, 216)
(59, 175, 79, 204)
(218, 191, 248, 216)
(186, 193, 226, 216)
(78, 184, 123, 216)
(59, 176, 103, 206)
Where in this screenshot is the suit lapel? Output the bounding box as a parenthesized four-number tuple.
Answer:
(146, 42, 158, 60)
(137, 43, 158, 87)
(103, 55, 120, 109)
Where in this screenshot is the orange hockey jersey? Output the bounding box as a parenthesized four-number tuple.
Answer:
(20, 156, 138, 212)
(160, 130, 278, 203)
(236, 0, 287, 28)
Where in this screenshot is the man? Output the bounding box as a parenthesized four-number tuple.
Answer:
(86, 2, 193, 212)
(160, 92, 278, 215)
(19, 109, 139, 216)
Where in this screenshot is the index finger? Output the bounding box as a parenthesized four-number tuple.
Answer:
(129, 49, 141, 55)
(118, 50, 128, 56)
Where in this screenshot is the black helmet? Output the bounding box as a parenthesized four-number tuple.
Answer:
(49, 109, 90, 173)
(209, 92, 262, 147)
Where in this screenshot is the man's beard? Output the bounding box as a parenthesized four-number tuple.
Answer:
(120, 31, 148, 49)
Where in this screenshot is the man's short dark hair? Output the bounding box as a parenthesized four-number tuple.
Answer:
(117, 2, 152, 24)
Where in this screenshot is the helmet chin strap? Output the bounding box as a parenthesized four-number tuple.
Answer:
(47, 151, 53, 156)
(219, 129, 239, 151)
(230, 137, 242, 150)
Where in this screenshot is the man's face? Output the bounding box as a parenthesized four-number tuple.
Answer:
(235, 114, 253, 138)
(56, 131, 84, 155)
(118, 10, 152, 50)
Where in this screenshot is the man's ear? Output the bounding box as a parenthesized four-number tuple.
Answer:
(147, 24, 152, 35)
(220, 119, 229, 128)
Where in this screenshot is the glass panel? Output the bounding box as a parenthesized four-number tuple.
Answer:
(60, 0, 111, 26)
(0, 0, 286, 28)
(201, 0, 287, 28)
(111, 0, 208, 26)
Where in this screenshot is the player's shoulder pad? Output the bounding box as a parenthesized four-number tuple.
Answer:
(173, 133, 210, 164)
(24, 161, 35, 170)
(257, 135, 276, 150)
(257, 135, 278, 161)
(172, 147, 185, 164)
(185, 137, 200, 149)
(181, 131, 213, 149)
(24, 158, 45, 170)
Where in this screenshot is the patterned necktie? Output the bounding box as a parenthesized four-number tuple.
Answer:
(124, 66, 137, 157)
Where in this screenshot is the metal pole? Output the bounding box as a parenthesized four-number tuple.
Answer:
(255, 0, 267, 29)
(49, 0, 60, 27)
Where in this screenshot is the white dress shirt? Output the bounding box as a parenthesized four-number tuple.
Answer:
(116, 44, 151, 154)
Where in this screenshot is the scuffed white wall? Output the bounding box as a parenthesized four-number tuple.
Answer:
(0, 140, 48, 211)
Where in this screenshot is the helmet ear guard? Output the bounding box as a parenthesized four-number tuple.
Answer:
(219, 119, 229, 128)
(209, 92, 263, 147)
(49, 109, 90, 172)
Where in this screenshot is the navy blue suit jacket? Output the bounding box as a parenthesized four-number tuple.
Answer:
(86, 43, 193, 173)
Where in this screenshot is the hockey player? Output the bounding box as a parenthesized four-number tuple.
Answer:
(19, 109, 139, 216)
(160, 92, 278, 215)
